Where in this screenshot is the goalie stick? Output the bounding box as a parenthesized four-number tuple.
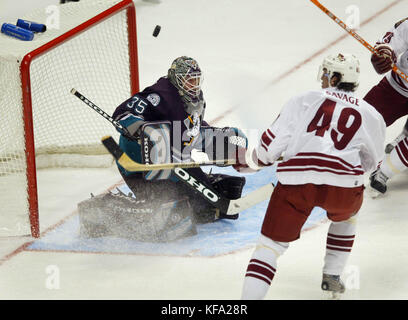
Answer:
(310, 0, 408, 83)
(70, 88, 136, 140)
(102, 135, 237, 171)
(101, 135, 274, 215)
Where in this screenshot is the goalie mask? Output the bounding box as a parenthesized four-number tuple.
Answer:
(317, 53, 360, 87)
(168, 56, 203, 99)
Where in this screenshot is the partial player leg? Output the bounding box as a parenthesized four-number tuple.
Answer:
(121, 169, 218, 223)
(363, 77, 408, 128)
(363, 78, 408, 156)
(370, 136, 408, 194)
(241, 183, 313, 299)
(121, 171, 182, 202)
(385, 117, 408, 154)
(316, 184, 363, 299)
(322, 213, 358, 299)
(241, 234, 289, 300)
(77, 189, 197, 242)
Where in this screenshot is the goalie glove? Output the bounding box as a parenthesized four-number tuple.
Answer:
(200, 126, 248, 163)
(371, 44, 397, 75)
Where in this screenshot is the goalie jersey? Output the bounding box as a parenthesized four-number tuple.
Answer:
(255, 88, 386, 188)
(112, 77, 209, 177)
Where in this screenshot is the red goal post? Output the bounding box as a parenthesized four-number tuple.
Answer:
(0, 0, 139, 238)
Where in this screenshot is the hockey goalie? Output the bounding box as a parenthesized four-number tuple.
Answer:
(77, 56, 248, 242)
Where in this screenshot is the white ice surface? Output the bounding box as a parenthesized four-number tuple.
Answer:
(0, 0, 408, 300)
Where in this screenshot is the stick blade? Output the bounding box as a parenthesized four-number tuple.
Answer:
(226, 183, 274, 215)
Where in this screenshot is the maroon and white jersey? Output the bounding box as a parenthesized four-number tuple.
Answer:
(256, 88, 386, 188)
(377, 18, 408, 97)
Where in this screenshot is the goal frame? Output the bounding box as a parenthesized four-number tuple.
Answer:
(19, 0, 139, 238)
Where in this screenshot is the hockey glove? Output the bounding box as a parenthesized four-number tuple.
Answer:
(233, 147, 261, 173)
(233, 146, 275, 173)
(371, 44, 397, 75)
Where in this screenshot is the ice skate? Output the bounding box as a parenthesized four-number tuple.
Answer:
(385, 129, 408, 153)
(369, 168, 389, 195)
(321, 274, 345, 299)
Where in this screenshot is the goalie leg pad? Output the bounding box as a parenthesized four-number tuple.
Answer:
(78, 191, 197, 242)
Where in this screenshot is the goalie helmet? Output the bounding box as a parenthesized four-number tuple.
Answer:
(168, 56, 203, 98)
(317, 53, 360, 86)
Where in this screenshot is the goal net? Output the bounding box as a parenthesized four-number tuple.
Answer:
(0, 0, 139, 237)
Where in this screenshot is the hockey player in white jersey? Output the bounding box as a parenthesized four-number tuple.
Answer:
(234, 53, 386, 299)
(365, 18, 408, 194)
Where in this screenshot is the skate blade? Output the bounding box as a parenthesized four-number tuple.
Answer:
(366, 186, 383, 199)
(323, 291, 342, 300)
(385, 144, 394, 154)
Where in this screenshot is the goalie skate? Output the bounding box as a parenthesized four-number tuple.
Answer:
(321, 274, 345, 300)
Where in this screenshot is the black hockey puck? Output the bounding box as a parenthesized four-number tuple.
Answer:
(153, 25, 161, 37)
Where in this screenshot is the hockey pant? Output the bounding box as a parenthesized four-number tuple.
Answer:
(241, 182, 362, 299)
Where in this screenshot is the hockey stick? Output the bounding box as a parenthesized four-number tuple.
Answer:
(102, 135, 273, 215)
(172, 165, 274, 216)
(310, 0, 408, 83)
(102, 135, 237, 171)
(226, 182, 274, 215)
(70, 88, 136, 140)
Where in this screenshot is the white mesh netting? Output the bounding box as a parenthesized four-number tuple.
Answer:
(0, 0, 135, 236)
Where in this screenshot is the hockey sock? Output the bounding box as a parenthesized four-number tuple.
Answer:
(241, 235, 289, 300)
(381, 136, 408, 178)
(323, 214, 358, 276)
